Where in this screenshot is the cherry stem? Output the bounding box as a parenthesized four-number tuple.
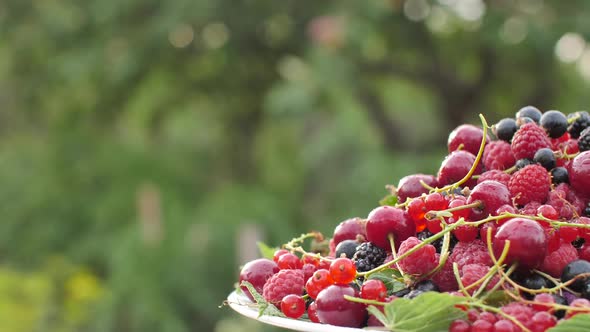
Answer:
(343, 295, 387, 306)
(425, 200, 482, 220)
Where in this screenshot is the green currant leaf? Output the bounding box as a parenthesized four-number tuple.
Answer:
(379, 194, 397, 206)
(256, 242, 279, 260)
(367, 268, 406, 293)
(240, 281, 285, 318)
(547, 313, 590, 331)
(377, 292, 467, 332)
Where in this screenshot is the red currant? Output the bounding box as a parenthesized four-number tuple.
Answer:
(329, 258, 357, 285)
(273, 249, 290, 263)
(537, 204, 558, 221)
(360, 279, 387, 301)
(307, 301, 320, 323)
(280, 294, 306, 319)
(424, 192, 447, 211)
(305, 269, 333, 299)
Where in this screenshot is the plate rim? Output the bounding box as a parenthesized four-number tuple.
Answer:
(226, 290, 383, 332)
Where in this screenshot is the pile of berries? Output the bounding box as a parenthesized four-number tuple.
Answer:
(235, 106, 590, 331)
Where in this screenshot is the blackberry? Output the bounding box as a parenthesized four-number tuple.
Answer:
(579, 127, 590, 152)
(352, 242, 386, 272)
(417, 230, 457, 253)
(568, 111, 590, 138)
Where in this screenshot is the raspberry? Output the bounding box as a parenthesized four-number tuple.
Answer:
(477, 170, 511, 187)
(546, 184, 577, 219)
(483, 140, 516, 170)
(539, 241, 578, 277)
(431, 254, 458, 292)
(511, 122, 552, 160)
(450, 239, 494, 269)
(262, 269, 305, 305)
(500, 302, 535, 331)
(352, 241, 387, 272)
(397, 237, 437, 276)
(519, 201, 541, 216)
(508, 164, 551, 206)
(460, 263, 499, 294)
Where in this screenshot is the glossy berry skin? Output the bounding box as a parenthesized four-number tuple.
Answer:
(307, 301, 320, 323)
(494, 118, 518, 142)
(239, 258, 279, 301)
(366, 206, 415, 251)
(550, 167, 569, 184)
(561, 259, 590, 292)
(335, 239, 360, 259)
(467, 180, 511, 217)
(569, 151, 590, 196)
(277, 253, 303, 270)
(273, 249, 290, 263)
(305, 269, 333, 299)
(448, 124, 488, 156)
(332, 217, 366, 246)
(280, 294, 306, 319)
(360, 279, 387, 301)
(329, 257, 357, 284)
(437, 150, 482, 189)
(492, 218, 547, 270)
(540, 110, 568, 138)
(315, 284, 367, 327)
(397, 174, 438, 203)
(449, 319, 471, 332)
(533, 148, 556, 170)
(516, 105, 542, 123)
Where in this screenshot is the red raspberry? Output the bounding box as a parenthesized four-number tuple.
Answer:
(519, 201, 541, 216)
(397, 237, 437, 276)
(477, 170, 511, 187)
(450, 239, 494, 270)
(431, 254, 458, 292)
(546, 184, 577, 219)
(262, 269, 305, 305)
(511, 122, 551, 160)
(460, 263, 499, 294)
(483, 140, 516, 170)
(500, 302, 535, 331)
(508, 164, 551, 206)
(539, 241, 578, 277)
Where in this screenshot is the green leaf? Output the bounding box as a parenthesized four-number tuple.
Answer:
(547, 313, 590, 331)
(379, 194, 397, 206)
(378, 292, 467, 332)
(367, 268, 406, 293)
(257, 242, 279, 260)
(240, 281, 285, 318)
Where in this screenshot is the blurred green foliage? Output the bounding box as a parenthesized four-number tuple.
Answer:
(1, 0, 590, 331)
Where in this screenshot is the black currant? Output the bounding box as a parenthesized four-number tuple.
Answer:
(567, 111, 590, 138)
(552, 294, 567, 318)
(533, 148, 556, 170)
(561, 259, 590, 292)
(414, 280, 439, 292)
(516, 106, 542, 123)
(335, 239, 359, 259)
(540, 110, 568, 138)
(494, 118, 518, 142)
(515, 158, 534, 170)
(550, 167, 569, 184)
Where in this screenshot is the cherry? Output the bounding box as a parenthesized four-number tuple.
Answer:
(437, 150, 482, 189)
(280, 294, 306, 319)
(273, 249, 289, 263)
(307, 301, 320, 323)
(570, 151, 590, 196)
(329, 257, 357, 285)
(332, 217, 367, 246)
(492, 218, 547, 270)
(366, 206, 415, 251)
(424, 192, 448, 211)
(397, 174, 438, 203)
(239, 258, 279, 301)
(315, 284, 367, 327)
(493, 319, 516, 332)
(471, 319, 493, 332)
(277, 253, 303, 270)
(407, 198, 427, 232)
(467, 180, 511, 217)
(449, 319, 471, 332)
(448, 124, 488, 156)
(360, 279, 387, 301)
(448, 196, 470, 220)
(531, 311, 557, 330)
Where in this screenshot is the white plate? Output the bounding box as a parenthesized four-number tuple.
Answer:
(227, 291, 383, 332)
